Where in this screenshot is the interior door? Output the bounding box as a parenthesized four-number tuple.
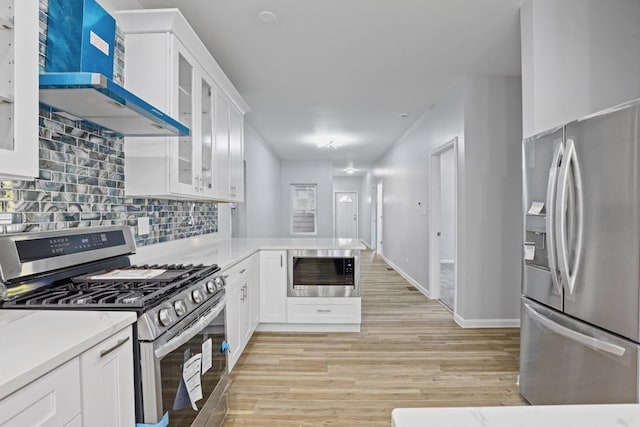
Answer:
(334, 192, 358, 238)
(562, 103, 640, 341)
(522, 128, 564, 311)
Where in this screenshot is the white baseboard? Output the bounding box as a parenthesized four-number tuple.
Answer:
(440, 259, 455, 264)
(256, 323, 361, 333)
(454, 314, 520, 328)
(381, 255, 431, 299)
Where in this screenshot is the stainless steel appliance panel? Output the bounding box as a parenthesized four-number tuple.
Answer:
(562, 104, 640, 341)
(288, 249, 360, 297)
(523, 127, 564, 310)
(520, 298, 639, 405)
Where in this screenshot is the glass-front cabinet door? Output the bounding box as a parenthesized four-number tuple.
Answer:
(200, 75, 214, 196)
(0, 0, 38, 180)
(177, 51, 194, 191)
(171, 39, 201, 197)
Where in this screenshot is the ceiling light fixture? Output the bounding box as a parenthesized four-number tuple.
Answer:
(319, 140, 338, 149)
(345, 168, 356, 174)
(258, 10, 277, 23)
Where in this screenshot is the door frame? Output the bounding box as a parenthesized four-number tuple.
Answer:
(333, 191, 359, 239)
(429, 137, 458, 313)
(376, 183, 383, 255)
(370, 184, 377, 250)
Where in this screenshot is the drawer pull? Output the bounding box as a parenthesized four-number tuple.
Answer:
(100, 336, 130, 358)
(317, 309, 331, 313)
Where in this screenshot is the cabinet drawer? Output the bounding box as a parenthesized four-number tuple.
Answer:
(0, 358, 81, 427)
(223, 254, 256, 289)
(287, 297, 361, 324)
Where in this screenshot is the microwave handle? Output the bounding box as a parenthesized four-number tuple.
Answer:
(154, 296, 226, 359)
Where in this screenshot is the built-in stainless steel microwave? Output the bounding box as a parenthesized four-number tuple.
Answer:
(288, 249, 360, 297)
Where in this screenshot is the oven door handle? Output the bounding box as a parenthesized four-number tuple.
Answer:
(154, 296, 226, 359)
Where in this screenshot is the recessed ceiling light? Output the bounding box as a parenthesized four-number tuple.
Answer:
(345, 168, 356, 174)
(258, 10, 277, 23)
(318, 140, 338, 149)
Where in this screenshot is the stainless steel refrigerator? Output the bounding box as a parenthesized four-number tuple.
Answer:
(520, 100, 640, 404)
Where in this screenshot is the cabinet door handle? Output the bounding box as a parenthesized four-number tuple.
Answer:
(239, 268, 246, 274)
(317, 309, 331, 313)
(100, 336, 130, 358)
(280, 255, 283, 268)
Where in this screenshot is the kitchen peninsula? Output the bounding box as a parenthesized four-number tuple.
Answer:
(132, 235, 366, 371)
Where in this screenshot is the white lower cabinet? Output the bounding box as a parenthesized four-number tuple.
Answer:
(0, 327, 134, 427)
(287, 297, 362, 324)
(0, 358, 81, 427)
(80, 327, 135, 427)
(259, 250, 287, 323)
(225, 254, 259, 372)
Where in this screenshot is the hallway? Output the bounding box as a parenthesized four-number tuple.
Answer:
(224, 251, 524, 426)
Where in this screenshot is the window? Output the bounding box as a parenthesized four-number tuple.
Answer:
(290, 184, 317, 235)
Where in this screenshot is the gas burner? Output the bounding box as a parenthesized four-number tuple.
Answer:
(5, 263, 222, 311)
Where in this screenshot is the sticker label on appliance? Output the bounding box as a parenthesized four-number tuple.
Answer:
(527, 201, 544, 215)
(524, 244, 536, 261)
(87, 269, 166, 280)
(201, 338, 213, 374)
(183, 354, 203, 410)
(90, 31, 110, 56)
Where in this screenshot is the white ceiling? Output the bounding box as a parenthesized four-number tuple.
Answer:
(137, 0, 523, 176)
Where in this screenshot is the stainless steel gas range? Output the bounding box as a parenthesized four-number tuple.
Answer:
(0, 226, 229, 426)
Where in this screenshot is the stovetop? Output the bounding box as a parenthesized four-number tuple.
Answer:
(3, 264, 221, 310)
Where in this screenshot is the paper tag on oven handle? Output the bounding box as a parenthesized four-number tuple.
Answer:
(220, 340, 230, 353)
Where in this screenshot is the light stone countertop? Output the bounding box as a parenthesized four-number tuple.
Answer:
(0, 310, 136, 400)
(130, 236, 367, 270)
(391, 404, 640, 427)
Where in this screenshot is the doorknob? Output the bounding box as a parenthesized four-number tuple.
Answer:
(437, 232, 441, 237)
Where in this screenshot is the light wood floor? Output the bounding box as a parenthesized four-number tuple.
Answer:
(224, 251, 524, 426)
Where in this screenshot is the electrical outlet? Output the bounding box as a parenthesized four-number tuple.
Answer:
(137, 217, 150, 236)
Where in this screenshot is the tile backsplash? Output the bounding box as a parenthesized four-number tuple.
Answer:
(0, 107, 218, 247)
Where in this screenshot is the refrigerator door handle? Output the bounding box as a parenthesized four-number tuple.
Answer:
(545, 143, 563, 295)
(525, 304, 626, 357)
(555, 139, 584, 295)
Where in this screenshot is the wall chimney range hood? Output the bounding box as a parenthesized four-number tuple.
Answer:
(39, 72, 190, 137)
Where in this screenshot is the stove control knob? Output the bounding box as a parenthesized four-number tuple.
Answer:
(192, 289, 204, 304)
(158, 308, 174, 326)
(174, 300, 187, 317)
(206, 280, 216, 294)
(214, 276, 225, 290)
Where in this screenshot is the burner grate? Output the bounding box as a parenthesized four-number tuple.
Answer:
(3, 263, 220, 310)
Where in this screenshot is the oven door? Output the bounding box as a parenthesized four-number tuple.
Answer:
(288, 249, 359, 297)
(139, 296, 228, 426)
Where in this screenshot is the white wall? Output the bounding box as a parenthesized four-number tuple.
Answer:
(359, 173, 374, 247)
(281, 160, 334, 237)
(521, 0, 640, 137)
(366, 74, 522, 325)
(332, 176, 364, 239)
(234, 125, 282, 237)
(439, 147, 455, 262)
(460, 74, 522, 323)
(367, 78, 466, 293)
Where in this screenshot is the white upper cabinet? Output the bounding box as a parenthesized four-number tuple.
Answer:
(0, 0, 38, 180)
(115, 9, 249, 201)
